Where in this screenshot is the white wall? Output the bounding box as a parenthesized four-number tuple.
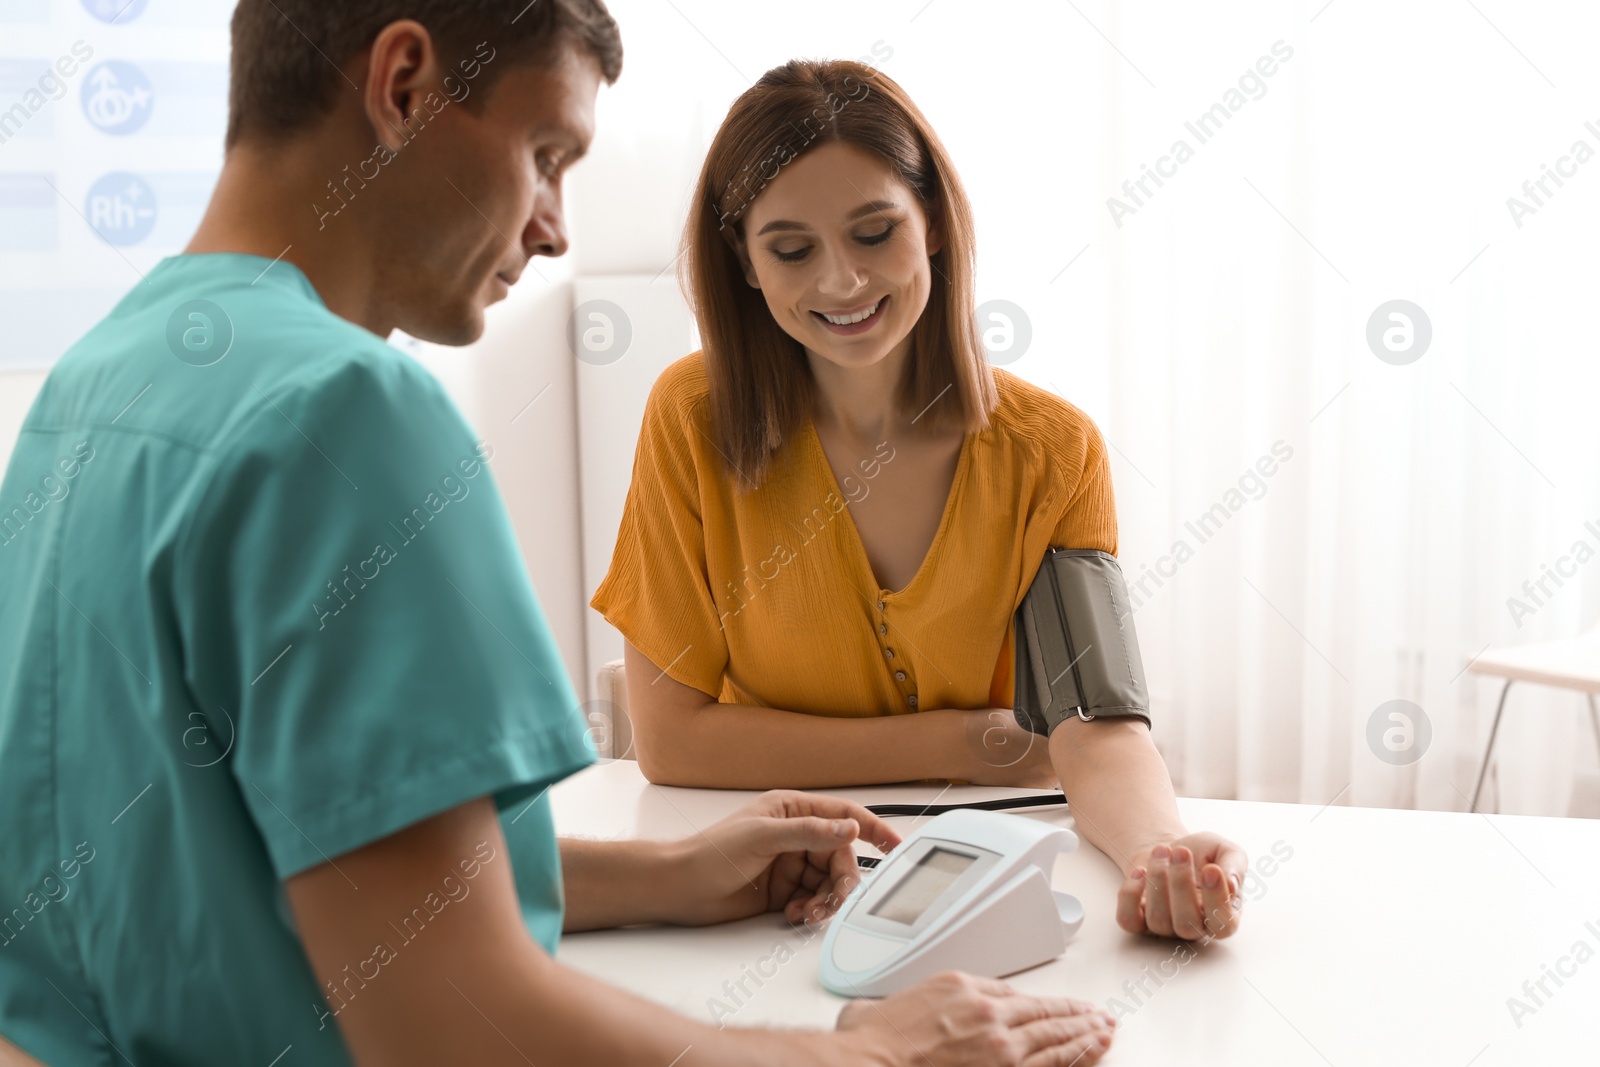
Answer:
(572, 275, 698, 691)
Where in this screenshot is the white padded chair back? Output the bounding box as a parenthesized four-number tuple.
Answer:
(592, 658, 635, 760)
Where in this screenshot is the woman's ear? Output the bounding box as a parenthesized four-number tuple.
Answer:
(735, 239, 762, 290)
(925, 212, 946, 259)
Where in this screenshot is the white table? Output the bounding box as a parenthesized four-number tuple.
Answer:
(550, 760, 1600, 1065)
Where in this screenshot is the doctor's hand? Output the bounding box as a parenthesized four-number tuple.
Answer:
(1118, 831, 1248, 941)
(661, 790, 901, 928)
(836, 971, 1116, 1066)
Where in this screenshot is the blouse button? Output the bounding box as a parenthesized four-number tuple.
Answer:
(876, 599, 886, 611)
(884, 648, 895, 660)
(878, 623, 888, 635)
(908, 694, 918, 707)
(895, 670, 907, 682)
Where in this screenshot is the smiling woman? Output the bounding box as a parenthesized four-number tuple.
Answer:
(591, 59, 1104, 789)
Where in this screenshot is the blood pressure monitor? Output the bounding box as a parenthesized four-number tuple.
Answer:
(819, 808, 1084, 997)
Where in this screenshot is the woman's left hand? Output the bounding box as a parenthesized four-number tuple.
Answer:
(664, 790, 902, 927)
(1117, 831, 1248, 941)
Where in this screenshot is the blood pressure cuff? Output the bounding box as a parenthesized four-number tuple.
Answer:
(1013, 548, 1152, 736)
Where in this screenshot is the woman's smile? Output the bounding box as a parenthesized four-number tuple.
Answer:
(813, 295, 889, 336)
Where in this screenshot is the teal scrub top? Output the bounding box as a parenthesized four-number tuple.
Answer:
(0, 253, 598, 1065)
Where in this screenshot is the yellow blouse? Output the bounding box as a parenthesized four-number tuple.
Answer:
(590, 352, 1118, 718)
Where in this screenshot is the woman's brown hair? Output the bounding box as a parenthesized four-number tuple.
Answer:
(682, 59, 996, 491)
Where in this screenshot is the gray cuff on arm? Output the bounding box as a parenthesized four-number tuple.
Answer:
(1013, 548, 1152, 737)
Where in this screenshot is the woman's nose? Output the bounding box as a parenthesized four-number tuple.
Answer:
(814, 244, 868, 299)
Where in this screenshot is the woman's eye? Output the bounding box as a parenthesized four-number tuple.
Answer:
(772, 224, 897, 264)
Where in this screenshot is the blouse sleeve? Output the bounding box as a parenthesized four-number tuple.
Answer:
(589, 366, 730, 697)
(1051, 408, 1119, 555)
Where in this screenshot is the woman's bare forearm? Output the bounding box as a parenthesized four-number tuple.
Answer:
(636, 701, 974, 789)
(1048, 718, 1186, 874)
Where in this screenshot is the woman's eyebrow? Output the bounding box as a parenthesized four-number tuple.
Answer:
(756, 199, 899, 236)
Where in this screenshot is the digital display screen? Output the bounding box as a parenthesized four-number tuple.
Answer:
(869, 847, 977, 926)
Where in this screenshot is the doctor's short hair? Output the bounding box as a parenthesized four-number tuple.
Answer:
(683, 59, 995, 491)
(225, 0, 623, 149)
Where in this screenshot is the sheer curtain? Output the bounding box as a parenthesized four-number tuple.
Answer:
(1084, 2, 1600, 815)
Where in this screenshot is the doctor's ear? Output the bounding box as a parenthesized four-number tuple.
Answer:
(363, 20, 438, 154)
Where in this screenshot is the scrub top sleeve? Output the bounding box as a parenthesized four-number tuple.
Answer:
(589, 374, 729, 698)
(1050, 412, 1119, 557)
(173, 354, 596, 881)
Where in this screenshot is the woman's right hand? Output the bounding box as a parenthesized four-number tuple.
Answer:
(834, 970, 1116, 1066)
(957, 708, 1059, 788)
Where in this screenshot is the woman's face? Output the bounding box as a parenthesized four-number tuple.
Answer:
(737, 140, 943, 373)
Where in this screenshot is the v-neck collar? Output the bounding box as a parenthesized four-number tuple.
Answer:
(801, 417, 975, 600)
